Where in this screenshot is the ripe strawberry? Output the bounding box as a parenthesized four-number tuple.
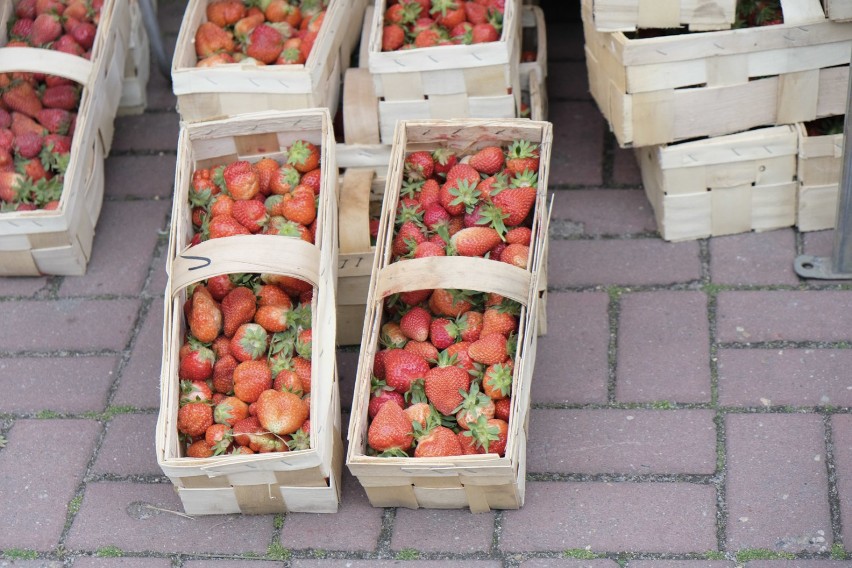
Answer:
(414, 425, 463, 457)
(429, 317, 456, 350)
(13, 131, 43, 159)
(256, 389, 308, 435)
(381, 323, 408, 349)
(232, 198, 268, 233)
(205, 273, 235, 301)
(468, 332, 507, 365)
(10, 18, 35, 40)
(3, 82, 42, 119)
(15, 0, 37, 19)
(458, 429, 485, 454)
(213, 395, 249, 426)
(36, 108, 72, 135)
(392, 220, 426, 257)
(413, 241, 446, 259)
(399, 288, 432, 307)
(256, 283, 293, 307)
(69, 20, 97, 50)
(382, 24, 406, 51)
(287, 140, 320, 173)
(221, 160, 259, 200)
(281, 184, 316, 225)
(221, 286, 257, 338)
(212, 353, 238, 394)
(195, 21, 235, 58)
(382, 348, 430, 394)
(424, 350, 470, 415)
(230, 322, 268, 361)
(300, 167, 322, 194)
(404, 340, 439, 362)
(29, 12, 62, 46)
(492, 183, 536, 227)
(11, 112, 47, 138)
(206, 0, 246, 27)
(41, 84, 79, 110)
(263, 273, 313, 296)
(429, 288, 475, 318)
(399, 306, 431, 342)
(368, 379, 404, 420)
(466, 416, 508, 455)
(432, 148, 457, 178)
(481, 305, 517, 337)
(404, 151, 435, 181)
(292, 355, 312, 393)
(0, 171, 25, 202)
(233, 416, 287, 452)
(296, 328, 312, 360)
(463, 1, 488, 24)
(471, 22, 499, 43)
(246, 24, 285, 64)
(368, 399, 414, 453)
(500, 243, 529, 268)
(179, 342, 216, 381)
(405, 401, 432, 429)
(482, 362, 512, 400)
(208, 214, 251, 239)
(494, 396, 511, 422)
(209, 194, 234, 218)
(454, 383, 495, 430)
(505, 226, 531, 245)
(451, 226, 501, 257)
(179, 379, 213, 405)
(266, 0, 301, 26)
(233, 359, 273, 403)
(430, 0, 466, 28)
(52, 33, 85, 56)
(413, 27, 442, 47)
(204, 423, 233, 455)
(251, 157, 279, 195)
(254, 303, 292, 333)
(469, 146, 504, 175)
(505, 139, 540, 176)
(455, 310, 483, 342)
(186, 439, 214, 458)
(188, 286, 222, 343)
(273, 368, 303, 395)
(177, 402, 214, 438)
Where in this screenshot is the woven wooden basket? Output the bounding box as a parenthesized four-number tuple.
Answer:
(0, 0, 130, 275)
(346, 118, 552, 511)
(118, 0, 150, 116)
(156, 109, 342, 515)
(588, 0, 737, 32)
(636, 125, 799, 242)
(171, 0, 366, 123)
(364, 0, 522, 144)
(796, 121, 844, 232)
(583, 0, 852, 148)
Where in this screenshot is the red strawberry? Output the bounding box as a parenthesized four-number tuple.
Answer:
(0, 110, 11, 129)
(0, 171, 25, 202)
(188, 286, 222, 343)
(464, 1, 488, 24)
(207, 0, 246, 27)
(505, 139, 540, 176)
(300, 167, 322, 194)
(3, 82, 42, 119)
(273, 369, 303, 395)
(214, 395, 249, 426)
(11, 112, 47, 138)
(179, 342, 216, 381)
(195, 21, 235, 58)
(494, 397, 510, 422)
(368, 399, 414, 453)
(12, 131, 43, 159)
(432, 148, 457, 177)
(382, 24, 405, 51)
(413, 27, 442, 48)
(230, 323, 268, 361)
(206, 273, 235, 301)
(392, 220, 426, 257)
(287, 140, 320, 173)
(414, 425, 464, 457)
(15, 0, 37, 19)
(455, 310, 483, 342)
(52, 34, 85, 56)
(186, 439, 214, 458)
(413, 241, 446, 258)
(43, 133, 71, 154)
(399, 306, 431, 342)
(221, 160, 259, 200)
(430, 0, 466, 28)
(455, 383, 495, 430)
(500, 243, 529, 268)
(253, 304, 291, 333)
(482, 361, 512, 400)
(429, 317, 456, 350)
(468, 146, 504, 175)
(428, 288, 474, 318)
(221, 285, 257, 338)
(41, 84, 79, 110)
(458, 430, 485, 454)
(177, 402, 214, 438)
(292, 355, 312, 393)
(404, 339, 439, 362)
(257, 284, 293, 307)
(10, 18, 34, 40)
(471, 22, 499, 43)
(468, 332, 507, 365)
(29, 12, 62, 46)
(232, 416, 287, 452)
(466, 416, 508, 455)
(450, 226, 501, 257)
(246, 23, 285, 64)
(233, 359, 273, 403)
(179, 379, 213, 405)
(36, 108, 72, 135)
(212, 353, 238, 395)
(281, 184, 316, 225)
(256, 389, 308, 435)
(404, 151, 435, 180)
(382, 348, 430, 394)
(232, 198, 268, 233)
(492, 183, 536, 227)
(505, 226, 531, 245)
(481, 306, 517, 337)
(205, 423, 233, 455)
(424, 350, 470, 415)
(69, 20, 97, 50)
(381, 323, 408, 349)
(208, 214, 252, 239)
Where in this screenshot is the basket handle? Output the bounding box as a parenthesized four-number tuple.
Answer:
(0, 47, 93, 86)
(343, 67, 380, 145)
(338, 168, 376, 255)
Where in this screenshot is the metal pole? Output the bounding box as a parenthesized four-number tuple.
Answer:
(138, 0, 172, 83)
(793, 51, 852, 279)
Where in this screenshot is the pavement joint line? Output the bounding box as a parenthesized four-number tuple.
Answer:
(490, 509, 504, 558)
(606, 286, 620, 404)
(526, 473, 717, 484)
(821, 413, 845, 551)
(374, 506, 397, 558)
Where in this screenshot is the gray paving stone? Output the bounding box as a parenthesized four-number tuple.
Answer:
(627, 563, 734, 568)
(293, 562, 501, 568)
(0, 299, 140, 352)
(145, 51, 179, 110)
(59, 201, 171, 297)
(616, 292, 711, 403)
(145, 244, 169, 297)
(532, 292, 609, 404)
(718, 348, 852, 407)
(709, 230, 799, 286)
(71, 559, 173, 567)
(500, 482, 717, 553)
(725, 414, 831, 553)
(112, 304, 165, 409)
(279, 470, 384, 552)
(612, 146, 643, 187)
(65, 482, 273, 554)
(716, 291, 852, 343)
(0, 419, 101, 551)
(104, 154, 176, 199)
(336, 350, 359, 412)
(549, 101, 605, 187)
(183, 562, 283, 568)
(111, 113, 180, 154)
(0, 561, 64, 568)
(549, 239, 702, 287)
(831, 414, 852, 549)
(0, 276, 49, 297)
(527, 409, 717, 474)
(551, 190, 656, 236)
(549, 61, 590, 101)
(520, 561, 621, 568)
(743, 563, 852, 568)
(91, 413, 161, 476)
(0, 356, 117, 414)
(391, 507, 495, 553)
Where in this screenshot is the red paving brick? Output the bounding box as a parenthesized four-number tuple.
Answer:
(709, 230, 800, 286)
(831, 414, 852, 549)
(519, 561, 621, 568)
(292, 562, 502, 568)
(725, 414, 831, 554)
(0, 275, 49, 297)
(111, 113, 180, 153)
(500, 482, 717, 554)
(73, 559, 173, 567)
(716, 291, 852, 343)
(104, 154, 177, 200)
(0, 419, 101, 551)
(717, 348, 852, 407)
(628, 562, 734, 568)
(552, 189, 657, 235)
(612, 146, 643, 187)
(616, 292, 711, 403)
(91, 413, 162, 477)
(549, 101, 606, 187)
(391, 508, 495, 553)
(527, 409, 717, 474)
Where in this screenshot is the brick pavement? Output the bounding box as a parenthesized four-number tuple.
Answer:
(0, 2, 850, 567)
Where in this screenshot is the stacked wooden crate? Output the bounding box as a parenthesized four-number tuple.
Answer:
(118, 0, 151, 116)
(583, 0, 852, 240)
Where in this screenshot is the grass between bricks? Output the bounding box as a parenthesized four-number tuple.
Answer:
(96, 546, 123, 557)
(832, 543, 849, 560)
(266, 542, 291, 561)
(395, 548, 421, 560)
(563, 548, 600, 559)
(3, 549, 38, 560)
(735, 549, 796, 561)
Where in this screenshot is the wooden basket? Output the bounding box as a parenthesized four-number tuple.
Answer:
(345, 118, 552, 511)
(796, 121, 844, 232)
(118, 0, 151, 116)
(156, 109, 342, 515)
(825, 0, 852, 22)
(519, 5, 547, 90)
(583, 0, 852, 148)
(588, 0, 736, 32)
(171, 0, 366, 124)
(636, 125, 799, 242)
(364, 0, 523, 144)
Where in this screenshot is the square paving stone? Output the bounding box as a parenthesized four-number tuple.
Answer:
(292, 562, 502, 568)
(500, 482, 717, 554)
(145, 244, 170, 297)
(391, 507, 495, 553)
(527, 409, 717, 475)
(65, 482, 273, 555)
(0, 356, 118, 414)
(616, 292, 711, 403)
(551, 190, 656, 236)
(0, 419, 101, 551)
(112, 304, 165, 409)
(725, 414, 831, 553)
(91, 413, 162, 477)
(71, 559, 173, 567)
(612, 146, 643, 187)
(627, 563, 734, 568)
(717, 348, 852, 408)
(0, 561, 64, 568)
(104, 154, 176, 200)
(519, 561, 620, 568)
(0, 275, 49, 297)
(742, 563, 852, 568)
(531, 292, 609, 404)
(709, 230, 799, 286)
(183, 561, 284, 568)
(111, 114, 180, 154)
(549, 101, 605, 187)
(831, 414, 852, 549)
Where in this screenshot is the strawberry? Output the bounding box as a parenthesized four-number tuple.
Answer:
(257, 283, 293, 307)
(41, 84, 79, 110)
(468, 146, 504, 175)
(197, 52, 236, 67)
(399, 288, 433, 307)
(29, 12, 63, 46)
(179, 341, 216, 381)
(15, 0, 37, 19)
(188, 286, 222, 343)
(253, 304, 291, 333)
(386, 1, 421, 24)
(413, 241, 446, 259)
(233, 359, 273, 403)
(500, 243, 529, 268)
(466, 416, 508, 455)
(505, 226, 531, 245)
(392, 220, 426, 257)
(251, 157, 279, 195)
(269, 164, 300, 195)
(214, 395, 249, 426)
(399, 306, 431, 342)
(273, 368, 303, 395)
(206, 0, 246, 27)
(382, 348, 430, 394)
(13, 131, 43, 159)
(232, 416, 287, 452)
(195, 22, 236, 58)
(300, 168, 322, 194)
(205, 423, 233, 455)
(35, 108, 72, 135)
(177, 402, 214, 438)
(292, 355, 312, 393)
(429, 288, 475, 318)
(10, 19, 35, 40)
(208, 214, 251, 239)
(414, 425, 463, 457)
(287, 140, 320, 173)
(206, 273, 235, 301)
(463, 1, 488, 24)
(212, 353, 238, 394)
(481, 303, 518, 337)
(0, 110, 11, 130)
(52, 34, 85, 56)
(221, 160, 259, 200)
(232, 198, 268, 233)
(382, 24, 406, 51)
(429, 317, 456, 350)
(404, 340, 439, 362)
(186, 439, 214, 458)
(266, 0, 301, 26)
(451, 226, 501, 257)
(281, 184, 316, 225)
(256, 389, 308, 435)
(440, 178, 479, 216)
(432, 148, 457, 178)
(494, 397, 510, 422)
(221, 285, 257, 338)
(246, 23, 285, 64)
(424, 350, 470, 415)
(505, 140, 540, 176)
(430, 0, 466, 28)
(11, 112, 47, 138)
(492, 181, 536, 227)
(458, 429, 485, 454)
(69, 20, 97, 50)
(368, 399, 414, 454)
(179, 379, 213, 405)
(471, 22, 499, 43)
(413, 27, 442, 48)
(0, 171, 25, 202)
(381, 323, 408, 349)
(468, 332, 507, 365)
(3, 82, 42, 119)
(454, 383, 495, 430)
(230, 323, 268, 361)
(296, 328, 312, 360)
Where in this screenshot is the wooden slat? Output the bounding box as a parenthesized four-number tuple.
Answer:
(339, 168, 376, 255)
